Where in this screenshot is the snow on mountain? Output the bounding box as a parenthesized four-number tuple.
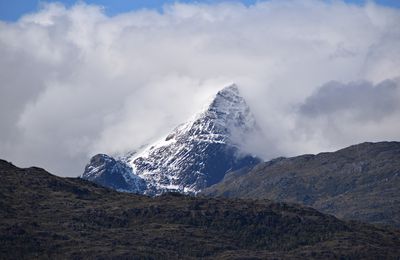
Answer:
(83, 154, 146, 192)
(82, 84, 261, 195)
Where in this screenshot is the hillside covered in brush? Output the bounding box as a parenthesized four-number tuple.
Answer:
(1, 159, 400, 259)
(204, 141, 400, 227)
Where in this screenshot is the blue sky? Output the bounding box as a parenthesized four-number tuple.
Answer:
(0, 0, 399, 21)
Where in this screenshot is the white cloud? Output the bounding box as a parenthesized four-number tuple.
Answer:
(0, 0, 399, 176)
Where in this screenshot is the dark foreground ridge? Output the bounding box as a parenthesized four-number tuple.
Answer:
(204, 141, 400, 228)
(1, 159, 400, 259)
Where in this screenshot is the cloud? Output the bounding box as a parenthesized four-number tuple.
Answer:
(289, 79, 400, 155)
(299, 79, 400, 121)
(0, 1, 399, 176)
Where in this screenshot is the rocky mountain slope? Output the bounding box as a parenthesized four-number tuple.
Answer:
(82, 154, 146, 192)
(82, 84, 261, 195)
(204, 141, 400, 227)
(1, 159, 400, 259)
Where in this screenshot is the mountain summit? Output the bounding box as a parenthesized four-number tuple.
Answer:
(82, 84, 261, 195)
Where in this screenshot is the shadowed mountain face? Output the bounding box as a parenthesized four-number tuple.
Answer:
(82, 85, 261, 195)
(1, 160, 400, 259)
(204, 141, 400, 227)
(83, 154, 146, 192)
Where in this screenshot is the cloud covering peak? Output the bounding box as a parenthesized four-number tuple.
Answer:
(0, 0, 399, 176)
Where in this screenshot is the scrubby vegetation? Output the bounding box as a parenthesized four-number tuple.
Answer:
(204, 141, 400, 227)
(1, 159, 399, 259)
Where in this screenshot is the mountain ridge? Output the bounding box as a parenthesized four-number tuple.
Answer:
(203, 141, 400, 227)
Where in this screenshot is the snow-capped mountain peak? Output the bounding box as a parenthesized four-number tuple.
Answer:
(202, 84, 257, 138)
(82, 84, 261, 195)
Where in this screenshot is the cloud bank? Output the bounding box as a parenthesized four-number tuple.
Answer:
(0, 0, 399, 176)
